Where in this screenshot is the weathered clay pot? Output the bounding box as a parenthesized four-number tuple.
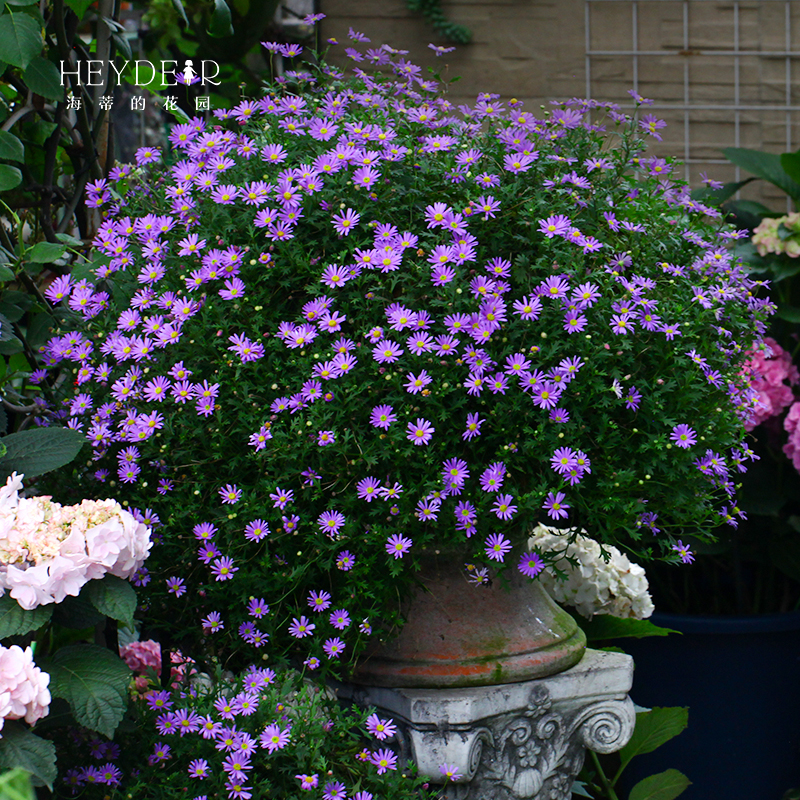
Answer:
(352, 550, 586, 688)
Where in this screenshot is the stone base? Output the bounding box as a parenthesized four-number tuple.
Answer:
(339, 649, 634, 800)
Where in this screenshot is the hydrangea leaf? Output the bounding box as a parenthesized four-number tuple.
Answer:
(618, 708, 689, 771)
(0, 337, 24, 355)
(628, 768, 691, 800)
(87, 575, 137, 625)
(0, 723, 57, 789)
(0, 596, 52, 639)
(51, 594, 106, 629)
(0, 427, 85, 480)
(40, 645, 131, 739)
(576, 616, 677, 642)
(0, 312, 15, 341)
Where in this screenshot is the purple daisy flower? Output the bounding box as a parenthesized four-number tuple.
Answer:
(318, 510, 346, 537)
(485, 532, 512, 562)
(671, 424, 697, 448)
(543, 491, 570, 520)
(492, 493, 517, 520)
(672, 540, 695, 563)
(317, 430, 336, 446)
(308, 590, 332, 612)
(329, 609, 351, 629)
(288, 616, 315, 638)
(336, 551, 355, 571)
(261, 723, 291, 753)
(463, 412, 484, 441)
(247, 598, 269, 618)
(244, 519, 269, 542)
(208, 556, 237, 582)
(166, 576, 186, 597)
(386, 534, 412, 558)
(323, 637, 346, 658)
(518, 551, 544, 578)
(357, 476, 381, 502)
(372, 339, 403, 364)
(407, 418, 434, 445)
(366, 713, 397, 740)
(219, 484, 241, 504)
(202, 612, 224, 632)
(332, 208, 360, 236)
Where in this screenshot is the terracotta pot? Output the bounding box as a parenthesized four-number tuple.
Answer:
(352, 549, 586, 688)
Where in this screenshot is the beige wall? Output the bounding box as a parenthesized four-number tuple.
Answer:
(320, 0, 586, 107)
(320, 0, 800, 211)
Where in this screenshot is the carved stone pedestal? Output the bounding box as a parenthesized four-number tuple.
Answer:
(340, 649, 634, 800)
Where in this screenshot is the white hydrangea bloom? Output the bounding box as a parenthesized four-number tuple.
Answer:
(0, 474, 151, 610)
(529, 524, 654, 620)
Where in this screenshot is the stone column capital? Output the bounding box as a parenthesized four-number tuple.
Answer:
(339, 649, 635, 799)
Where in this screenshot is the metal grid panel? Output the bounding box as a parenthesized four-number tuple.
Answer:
(585, 0, 800, 207)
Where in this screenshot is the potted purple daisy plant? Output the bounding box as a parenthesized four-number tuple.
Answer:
(31, 23, 771, 797)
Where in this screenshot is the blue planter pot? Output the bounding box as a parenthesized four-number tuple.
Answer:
(618, 611, 800, 800)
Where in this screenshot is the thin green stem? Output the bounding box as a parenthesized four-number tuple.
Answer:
(592, 751, 621, 800)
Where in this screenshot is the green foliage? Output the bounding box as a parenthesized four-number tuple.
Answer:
(0, 166, 22, 192)
(628, 769, 691, 800)
(0, 428, 85, 480)
(139, 0, 283, 102)
(207, 0, 233, 38)
(0, 724, 57, 790)
(723, 147, 800, 203)
(0, 768, 35, 800)
(0, 596, 52, 639)
(617, 708, 689, 771)
(579, 707, 689, 799)
(85, 575, 137, 626)
(577, 616, 676, 642)
(22, 56, 63, 101)
(0, 132, 25, 163)
(781, 152, 800, 186)
(40, 645, 131, 739)
(0, 12, 43, 70)
(24, 242, 66, 264)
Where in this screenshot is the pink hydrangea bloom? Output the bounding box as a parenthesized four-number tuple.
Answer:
(743, 338, 799, 431)
(783, 401, 800, 471)
(0, 474, 152, 610)
(119, 639, 162, 673)
(119, 640, 196, 688)
(0, 644, 50, 735)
